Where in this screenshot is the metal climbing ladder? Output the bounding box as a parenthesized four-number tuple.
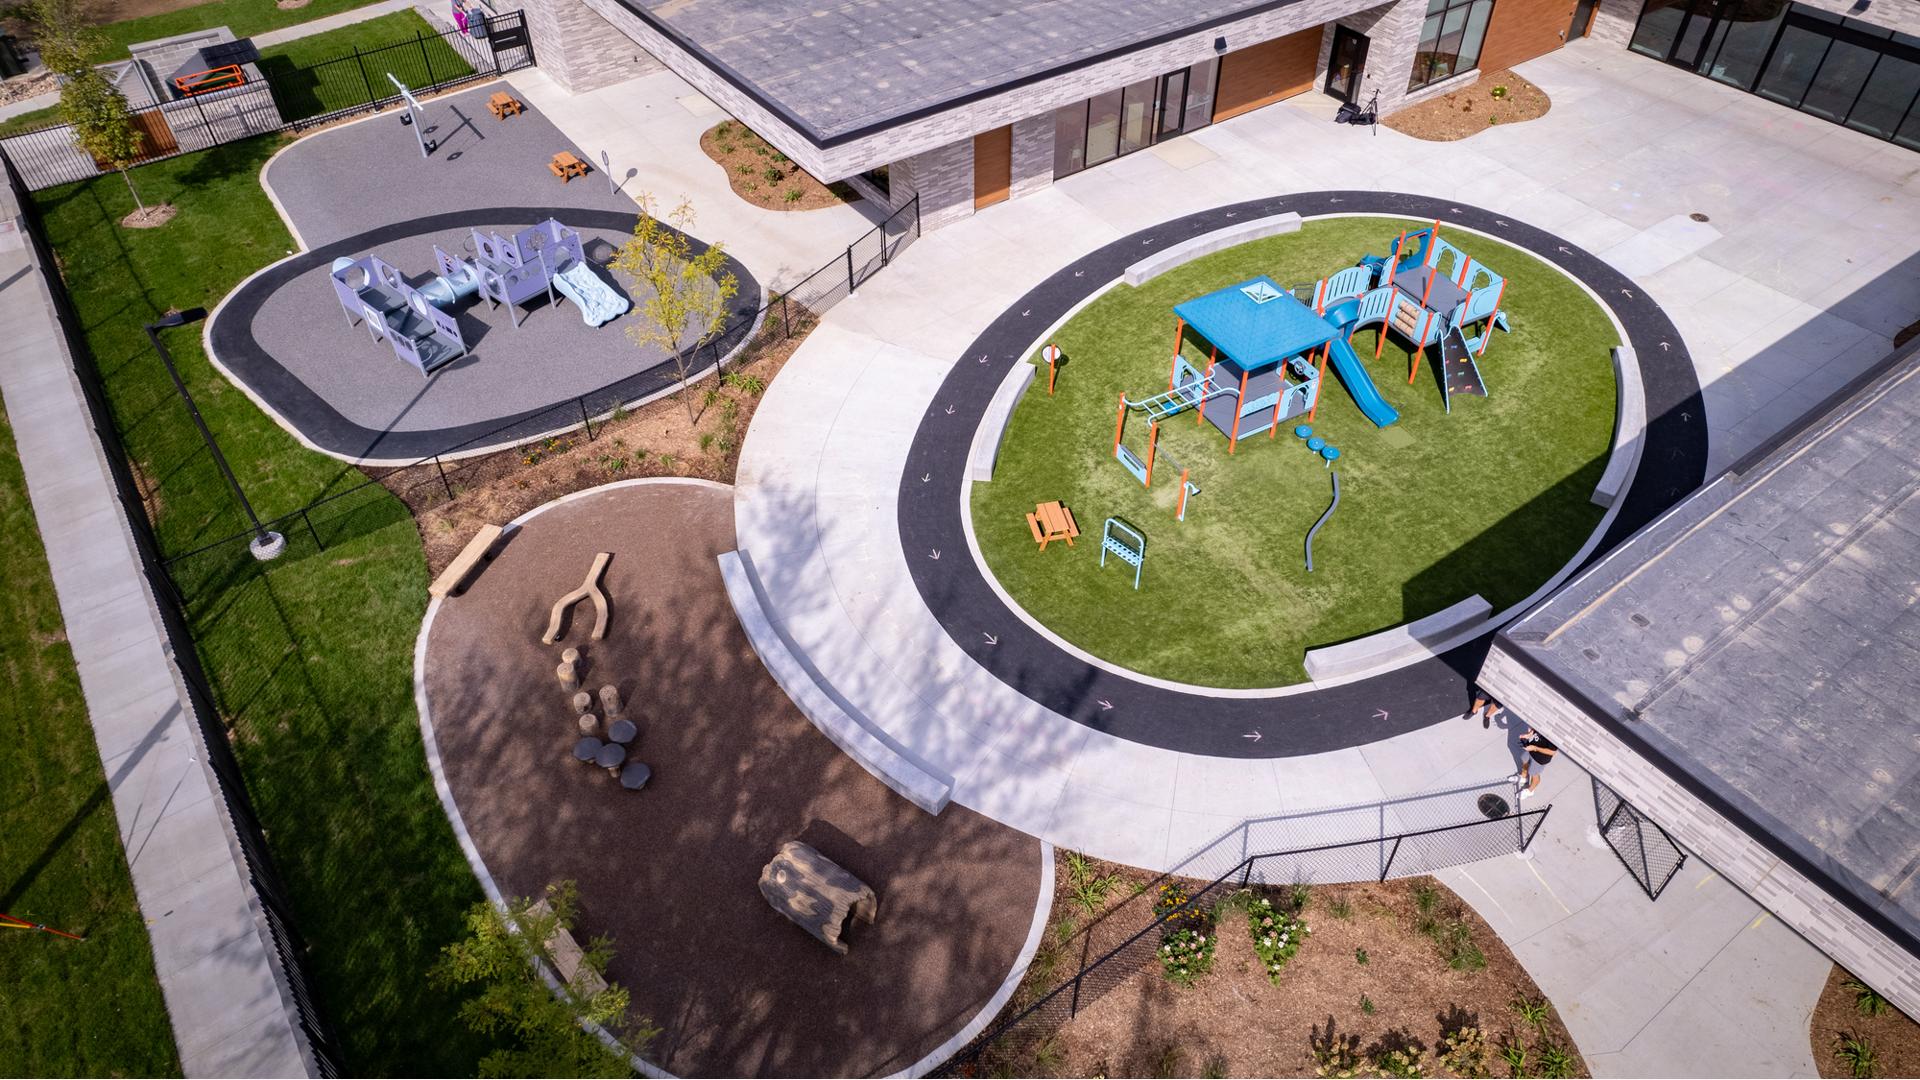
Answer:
(1125, 375, 1236, 422)
(1099, 518, 1146, 590)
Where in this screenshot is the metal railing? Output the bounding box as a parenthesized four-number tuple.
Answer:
(149, 192, 921, 600)
(4, 149, 342, 1077)
(1593, 778, 1687, 900)
(936, 805, 1551, 1076)
(0, 11, 534, 191)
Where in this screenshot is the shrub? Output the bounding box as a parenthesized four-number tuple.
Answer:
(1158, 925, 1214, 987)
(783, 187, 805, 204)
(1245, 894, 1309, 984)
(698, 432, 715, 453)
(1438, 1026, 1489, 1078)
(1510, 996, 1552, 1034)
(1374, 1047, 1424, 1079)
(1835, 1034, 1879, 1079)
(1328, 897, 1353, 920)
(723, 372, 766, 396)
(1490, 84, 1510, 98)
(763, 164, 785, 183)
(1154, 883, 1209, 926)
(1536, 1042, 1576, 1079)
(1846, 976, 1891, 1017)
(1310, 1020, 1362, 1079)
(1066, 852, 1121, 917)
(1360, 994, 1375, 1015)
(1355, 947, 1369, 966)
(1200, 1054, 1228, 1079)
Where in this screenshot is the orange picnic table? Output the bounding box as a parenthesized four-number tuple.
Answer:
(549, 151, 588, 182)
(1026, 500, 1079, 551)
(489, 91, 524, 119)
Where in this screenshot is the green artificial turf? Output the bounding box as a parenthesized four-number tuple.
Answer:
(972, 218, 1619, 688)
(88, 0, 391, 64)
(256, 10, 480, 122)
(0, 406, 182, 1077)
(31, 137, 494, 1074)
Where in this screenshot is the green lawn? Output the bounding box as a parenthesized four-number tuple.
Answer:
(89, 0, 390, 64)
(257, 10, 480, 122)
(973, 219, 1619, 687)
(32, 137, 496, 1074)
(0, 407, 181, 1077)
(0, 103, 61, 139)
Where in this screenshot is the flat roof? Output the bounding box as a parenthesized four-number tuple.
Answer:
(1500, 351, 1920, 957)
(615, 0, 1295, 143)
(1174, 277, 1337, 370)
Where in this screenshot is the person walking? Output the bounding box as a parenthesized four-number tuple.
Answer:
(1469, 689, 1504, 729)
(1516, 727, 1557, 799)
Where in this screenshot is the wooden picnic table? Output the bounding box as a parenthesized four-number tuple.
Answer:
(488, 91, 524, 119)
(1026, 500, 1079, 551)
(549, 150, 588, 182)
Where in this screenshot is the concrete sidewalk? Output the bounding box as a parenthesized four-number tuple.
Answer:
(250, 0, 419, 47)
(0, 188, 311, 1073)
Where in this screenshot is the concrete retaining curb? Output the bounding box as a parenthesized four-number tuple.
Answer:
(1122, 212, 1302, 287)
(1303, 594, 1492, 683)
(968, 362, 1035, 481)
(718, 549, 954, 814)
(1592, 345, 1645, 508)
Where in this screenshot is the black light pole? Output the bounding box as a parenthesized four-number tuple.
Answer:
(145, 308, 285, 561)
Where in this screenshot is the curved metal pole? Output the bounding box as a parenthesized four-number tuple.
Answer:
(1305, 470, 1341, 572)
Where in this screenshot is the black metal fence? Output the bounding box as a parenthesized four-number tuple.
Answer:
(0, 10, 533, 191)
(151, 192, 921, 601)
(937, 806, 1552, 1076)
(1593, 778, 1687, 900)
(3, 150, 342, 1077)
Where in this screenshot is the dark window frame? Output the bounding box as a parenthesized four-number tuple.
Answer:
(1408, 0, 1495, 92)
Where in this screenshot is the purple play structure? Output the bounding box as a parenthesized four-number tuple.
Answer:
(328, 254, 468, 377)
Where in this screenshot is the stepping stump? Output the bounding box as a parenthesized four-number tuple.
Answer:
(759, 841, 878, 956)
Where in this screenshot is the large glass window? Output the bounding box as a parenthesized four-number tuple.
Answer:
(1047, 58, 1219, 183)
(1409, 0, 1493, 91)
(1182, 58, 1218, 132)
(1118, 77, 1158, 156)
(1085, 89, 1122, 166)
(1052, 102, 1088, 179)
(1628, 0, 1920, 151)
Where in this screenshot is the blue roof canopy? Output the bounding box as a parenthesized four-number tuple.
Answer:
(1173, 276, 1339, 371)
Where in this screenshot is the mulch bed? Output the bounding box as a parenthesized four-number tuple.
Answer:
(422, 482, 1044, 1077)
(700, 120, 857, 211)
(1812, 965, 1920, 1079)
(965, 851, 1586, 1078)
(1385, 70, 1551, 142)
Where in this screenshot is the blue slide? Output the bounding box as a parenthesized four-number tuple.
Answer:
(551, 261, 632, 327)
(1324, 336, 1399, 428)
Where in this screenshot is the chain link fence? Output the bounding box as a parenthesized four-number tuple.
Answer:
(1593, 778, 1687, 900)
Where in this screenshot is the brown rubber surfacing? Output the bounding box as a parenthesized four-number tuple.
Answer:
(423, 482, 1041, 1077)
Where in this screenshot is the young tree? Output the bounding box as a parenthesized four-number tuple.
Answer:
(25, 0, 103, 77)
(610, 195, 740, 421)
(433, 881, 656, 1079)
(59, 64, 148, 213)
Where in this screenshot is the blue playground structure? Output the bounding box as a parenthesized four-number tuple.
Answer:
(1099, 518, 1146, 590)
(1311, 222, 1510, 414)
(329, 218, 630, 377)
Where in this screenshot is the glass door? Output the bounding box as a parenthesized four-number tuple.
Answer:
(1156, 69, 1188, 140)
(1325, 24, 1370, 102)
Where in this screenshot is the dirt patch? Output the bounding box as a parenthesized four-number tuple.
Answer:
(399, 322, 807, 578)
(1386, 71, 1551, 142)
(964, 851, 1587, 1079)
(1813, 965, 1920, 1079)
(276, 0, 313, 9)
(0, 70, 56, 108)
(120, 204, 177, 228)
(699, 120, 857, 212)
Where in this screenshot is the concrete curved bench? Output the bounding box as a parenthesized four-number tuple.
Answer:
(1591, 345, 1645, 508)
(1302, 594, 1492, 683)
(719, 549, 953, 814)
(969, 362, 1036, 482)
(1123, 212, 1303, 288)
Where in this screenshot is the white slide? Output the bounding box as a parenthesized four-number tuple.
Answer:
(551, 262, 631, 327)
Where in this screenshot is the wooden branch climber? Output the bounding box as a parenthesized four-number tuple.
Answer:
(543, 552, 612, 644)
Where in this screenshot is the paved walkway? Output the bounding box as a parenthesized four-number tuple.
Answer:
(0, 185, 310, 1071)
(505, 67, 882, 291)
(251, 0, 416, 47)
(726, 40, 1912, 1075)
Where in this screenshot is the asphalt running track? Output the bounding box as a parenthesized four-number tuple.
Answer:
(207, 207, 760, 462)
(898, 191, 1707, 758)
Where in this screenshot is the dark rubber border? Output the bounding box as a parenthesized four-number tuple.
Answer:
(896, 191, 1707, 758)
(207, 207, 761, 462)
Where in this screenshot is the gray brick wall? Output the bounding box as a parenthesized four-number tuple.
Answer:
(1010, 115, 1055, 201)
(1478, 644, 1920, 1022)
(1587, 0, 1641, 47)
(891, 138, 976, 232)
(522, 0, 659, 94)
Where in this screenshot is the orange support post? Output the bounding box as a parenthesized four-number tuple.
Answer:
(1374, 302, 1391, 361)
(1478, 280, 1507, 358)
(1227, 369, 1250, 452)
(1176, 469, 1190, 520)
(1113, 394, 1127, 457)
(1144, 421, 1159, 487)
(1044, 343, 1061, 395)
(1384, 231, 1405, 289)
(1308, 344, 1330, 421)
(1171, 317, 1184, 369)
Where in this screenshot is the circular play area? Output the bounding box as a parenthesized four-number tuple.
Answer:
(417, 481, 1044, 1076)
(971, 215, 1619, 689)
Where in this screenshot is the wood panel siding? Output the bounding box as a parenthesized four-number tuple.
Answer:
(1479, 0, 1578, 73)
(972, 125, 1011, 209)
(1213, 27, 1324, 121)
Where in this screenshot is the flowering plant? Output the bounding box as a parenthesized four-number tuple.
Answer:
(1246, 894, 1309, 984)
(1159, 925, 1215, 986)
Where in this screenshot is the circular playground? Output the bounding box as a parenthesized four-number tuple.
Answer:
(969, 215, 1620, 689)
(416, 480, 1045, 1077)
(897, 191, 1707, 755)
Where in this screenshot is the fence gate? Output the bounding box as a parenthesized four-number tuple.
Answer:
(484, 11, 534, 69)
(1593, 778, 1687, 900)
